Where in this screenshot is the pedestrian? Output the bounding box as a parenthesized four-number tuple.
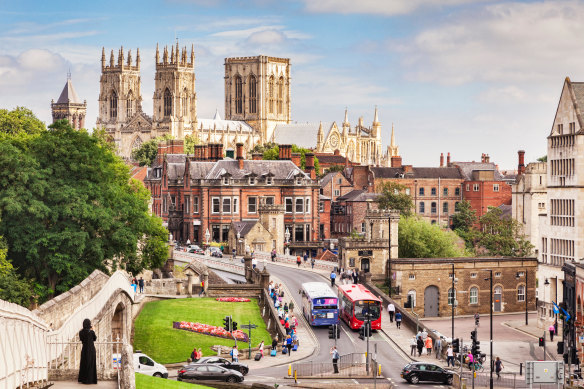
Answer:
(554, 319, 558, 335)
(416, 330, 422, 340)
(232, 248, 236, 260)
(131, 278, 137, 293)
(467, 352, 474, 370)
(395, 310, 402, 329)
(258, 341, 264, 357)
(425, 336, 433, 355)
(495, 356, 504, 378)
(286, 335, 293, 356)
(138, 277, 144, 293)
(78, 319, 97, 384)
(285, 320, 290, 335)
(292, 315, 299, 329)
(252, 257, 257, 269)
(303, 252, 308, 264)
(311, 257, 315, 269)
(331, 346, 340, 373)
(352, 269, 358, 284)
(230, 346, 239, 362)
(199, 280, 205, 296)
(549, 324, 555, 341)
(416, 337, 424, 357)
(435, 337, 443, 359)
(271, 249, 276, 262)
(271, 338, 278, 351)
(410, 337, 417, 356)
(330, 270, 337, 287)
(387, 302, 395, 322)
(446, 345, 454, 367)
(284, 302, 289, 313)
(296, 256, 301, 267)
(198, 348, 202, 359)
(421, 328, 428, 340)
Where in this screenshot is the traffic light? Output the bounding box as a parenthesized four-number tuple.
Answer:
(475, 315, 480, 326)
(557, 341, 565, 354)
(329, 325, 335, 339)
(359, 323, 371, 340)
(470, 330, 480, 356)
(538, 336, 545, 347)
(329, 324, 341, 339)
(232, 321, 238, 331)
(359, 326, 365, 340)
(452, 338, 460, 353)
(337, 325, 341, 339)
(223, 316, 231, 331)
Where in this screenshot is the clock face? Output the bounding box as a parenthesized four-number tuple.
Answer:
(329, 133, 339, 148)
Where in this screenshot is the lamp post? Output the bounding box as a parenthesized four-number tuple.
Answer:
(236, 231, 241, 256)
(451, 263, 455, 342)
(516, 270, 528, 325)
(484, 269, 493, 389)
(388, 215, 392, 297)
(544, 278, 550, 319)
(284, 227, 290, 256)
(205, 228, 210, 255)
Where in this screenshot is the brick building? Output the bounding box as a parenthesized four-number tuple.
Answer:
(391, 257, 537, 317)
(318, 195, 331, 241)
(331, 190, 380, 238)
(320, 171, 354, 202)
(145, 142, 321, 255)
(315, 150, 356, 175)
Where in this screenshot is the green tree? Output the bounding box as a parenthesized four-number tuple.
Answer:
(0, 234, 32, 307)
(451, 200, 477, 232)
(131, 134, 174, 166)
(398, 216, 466, 258)
(260, 144, 319, 172)
(376, 182, 413, 217)
(184, 133, 201, 154)
(0, 107, 46, 136)
(0, 119, 168, 300)
(537, 155, 547, 163)
(475, 207, 533, 257)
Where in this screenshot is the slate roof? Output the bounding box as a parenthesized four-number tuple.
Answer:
(232, 221, 257, 238)
(337, 189, 380, 202)
(370, 167, 462, 179)
(273, 122, 332, 148)
(316, 154, 347, 164)
(198, 109, 254, 133)
(56, 79, 82, 104)
(498, 204, 512, 219)
(452, 162, 504, 181)
(320, 171, 345, 187)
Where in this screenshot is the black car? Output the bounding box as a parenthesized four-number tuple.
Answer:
(178, 364, 244, 383)
(185, 357, 248, 375)
(401, 362, 453, 385)
(209, 247, 223, 258)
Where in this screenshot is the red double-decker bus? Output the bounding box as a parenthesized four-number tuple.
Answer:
(338, 284, 382, 330)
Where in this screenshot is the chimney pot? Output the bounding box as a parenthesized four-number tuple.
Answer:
(236, 143, 244, 169)
(391, 156, 402, 168)
(447, 152, 451, 166)
(252, 153, 263, 160)
(518, 150, 526, 175)
(291, 152, 302, 168)
(305, 152, 315, 179)
(440, 152, 444, 167)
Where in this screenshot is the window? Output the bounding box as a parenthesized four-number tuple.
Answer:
(234, 75, 242, 114)
(558, 123, 563, 135)
(405, 188, 411, 195)
(455, 187, 460, 196)
(419, 187, 425, 196)
(278, 77, 284, 114)
(110, 91, 118, 118)
(222, 197, 231, 213)
(495, 272, 502, 277)
(431, 202, 437, 214)
(163, 197, 167, 212)
(334, 189, 340, 197)
(264, 196, 274, 205)
(337, 178, 342, 184)
(443, 187, 448, 196)
(193, 196, 199, 213)
(448, 288, 456, 306)
(470, 287, 478, 304)
(295, 177, 302, 185)
(319, 201, 324, 212)
(268, 76, 274, 113)
(249, 176, 256, 185)
(266, 176, 273, 185)
(222, 177, 229, 185)
(443, 202, 449, 213)
(127, 92, 133, 118)
(233, 197, 239, 213)
(212, 197, 220, 213)
(473, 184, 479, 191)
(517, 285, 525, 302)
(249, 75, 257, 114)
(466, 184, 470, 191)
(470, 272, 477, 278)
(248, 197, 257, 213)
(570, 122, 576, 134)
(305, 197, 311, 214)
(517, 271, 525, 277)
(408, 290, 416, 307)
(164, 88, 172, 117)
(431, 187, 437, 196)
(361, 222, 366, 233)
(184, 196, 190, 213)
(295, 198, 304, 213)
(455, 202, 460, 211)
(409, 274, 415, 280)
(285, 198, 293, 213)
(493, 184, 499, 192)
(419, 202, 425, 213)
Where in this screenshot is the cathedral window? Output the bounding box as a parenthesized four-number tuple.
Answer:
(278, 77, 284, 114)
(235, 76, 243, 114)
(110, 91, 118, 118)
(164, 88, 172, 117)
(268, 76, 274, 114)
(182, 88, 189, 117)
(249, 75, 257, 114)
(127, 92, 133, 118)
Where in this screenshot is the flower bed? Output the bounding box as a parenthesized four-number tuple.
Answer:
(173, 321, 249, 342)
(215, 297, 251, 302)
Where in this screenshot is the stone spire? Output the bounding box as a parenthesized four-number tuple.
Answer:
(317, 121, 324, 150)
(136, 48, 140, 68)
(388, 122, 399, 157)
(373, 105, 379, 125)
(101, 47, 106, 70)
(342, 107, 350, 136)
(155, 43, 160, 63)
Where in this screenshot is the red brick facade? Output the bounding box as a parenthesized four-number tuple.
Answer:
(462, 180, 512, 219)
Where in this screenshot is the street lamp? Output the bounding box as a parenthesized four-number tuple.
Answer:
(451, 263, 455, 343)
(388, 215, 392, 297)
(484, 269, 494, 389)
(516, 270, 528, 325)
(205, 228, 210, 255)
(284, 227, 290, 256)
(236, 231, 241, 256)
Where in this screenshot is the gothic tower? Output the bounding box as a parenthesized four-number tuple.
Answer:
(152, 42, 197, 140)
(97, 46, 142, 154)
(51, 73, 87, 129)
(224, 55, 291, 142)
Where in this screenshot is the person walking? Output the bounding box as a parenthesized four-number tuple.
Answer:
(352, 269, 358, 284)
(199, 280, 205, 296)
(138, 277, 144, 294)
(395, 310, 402, 329)
(495, 357, 504, 379)
(271, 338, 278, 352)
(230, 346, 239, 362)
(78, 319, 97, 384)
(331, 346, 340, 373)
(549, 324, 555, 341)
(286, 335, 293, 356)
(296, 256, 301, 267)
(232, 248, 236, 261)
(425, 336, 433, 355)
(421, 328, 428, 340)
(435, 337, 443, 359)
(330, 270, 337, 287)
(387, 302, 395, 322)
(258, 341, 265, 357)
(303, 252, 308, 265)
(271, 249, 276, 262)
(311, 257, 315, 269)
(416, 336, 424, 357)
(410, 337, 417, 356)
(446, 345, 454, 367)
(467, 352, 474, 370)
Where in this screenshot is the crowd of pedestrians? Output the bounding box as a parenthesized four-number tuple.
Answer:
(268, 281, 300, 353)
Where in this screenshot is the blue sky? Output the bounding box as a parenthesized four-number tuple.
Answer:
(2, 0, 584, 168)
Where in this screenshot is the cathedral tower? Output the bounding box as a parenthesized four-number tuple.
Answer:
(51, 73, 86, 129)
(224, 55, 291, 142)
(152, 42, 197, 139)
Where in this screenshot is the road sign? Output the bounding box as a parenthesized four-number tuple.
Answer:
(241, 324, 257, 329)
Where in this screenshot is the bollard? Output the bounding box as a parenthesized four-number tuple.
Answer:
(294, 370, 297, 383)
(519, 362, 523, 376)
(288, 364, 292, 376)
(378, 363, 381, 376)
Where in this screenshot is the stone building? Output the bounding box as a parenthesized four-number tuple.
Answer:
(392, 257, 537, 318)
(228, 203, 285, 255)
(338, 208, 399, 275)
(51, 75, 86, 129)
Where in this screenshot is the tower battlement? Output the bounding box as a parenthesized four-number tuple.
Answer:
(101, 47, 140, 72)
(155, 42, 195, 69)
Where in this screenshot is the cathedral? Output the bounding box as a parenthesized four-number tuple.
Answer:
(51, 42, 392, 166)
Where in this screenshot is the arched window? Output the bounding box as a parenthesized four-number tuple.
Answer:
(278, 77, 284, 114)
(517, 284, 525, 302)
(268, 76, 274, 114)
(126, 91, 133, 118)
(408, 290, 416, 307)
(249, 75, 257, 114)
(110, 91, 118, 118)
(164, 88, 172, 117)
(469, 287, 478, 304)
(448, 288, 456, 306)
(234, 75, 243, 114)
(182, 88, 188, 117)
(431, 202, 437, 214)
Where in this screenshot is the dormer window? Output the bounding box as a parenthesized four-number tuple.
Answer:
(222, 177, 230, 185)
(249, 177, 256, 185)
(295, 177, 302, 185)
(266, 177, 273, 185)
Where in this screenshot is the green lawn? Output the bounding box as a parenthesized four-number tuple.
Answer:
(134, 298, 273, 364)
(135, 372, 212, 389)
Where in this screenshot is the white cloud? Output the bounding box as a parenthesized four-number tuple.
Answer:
(246, 29, 286, 45)
(303, 0, 490, 16)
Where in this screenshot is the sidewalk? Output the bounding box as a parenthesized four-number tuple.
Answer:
(50, 381, 117, 388)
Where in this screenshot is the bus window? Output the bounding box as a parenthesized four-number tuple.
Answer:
(354, 301, 381, 321)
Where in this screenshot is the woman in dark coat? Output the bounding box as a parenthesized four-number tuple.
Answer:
(416, 336, 424, 357)
(78, 318, 98, 384)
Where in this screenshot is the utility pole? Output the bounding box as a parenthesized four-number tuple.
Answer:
(451, 263, 455, 343)
(366, 302, 371, 373)
(488, 270, 493, 389)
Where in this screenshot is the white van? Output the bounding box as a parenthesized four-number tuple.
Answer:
(113, 352, 168, 378)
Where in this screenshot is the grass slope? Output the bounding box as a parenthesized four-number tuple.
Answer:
(134, 298, 273, 364)
(135, 372, 211, 389)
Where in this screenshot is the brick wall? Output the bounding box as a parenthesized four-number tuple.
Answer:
(463, 180, 512, 220)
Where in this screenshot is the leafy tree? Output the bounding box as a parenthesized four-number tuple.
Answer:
(376, 182, 413, 217)
(451, 200, 477, 232)
(0, 107, 46, 136)
(184, 133, 201, 154)
(260, 144, 319, 172)
(398, 216, 466, 258)
(0, 234, 32, 307)
(131, 134, 174, 166)
(475, 207, 533, 257)
(537, 155, 547, 163)
(0, 119, 168, 301)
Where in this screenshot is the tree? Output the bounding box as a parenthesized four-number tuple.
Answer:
(0, 234, 32, 307)
(0, 119, 168, 301)
(537, 155, 547, 163)
(0, 107, 46, 136)
(131, 134, 174, 166)
(398, 216, 466, 258)
(451, 200, 477, 232)
(184, 133, 201, 154)
(475, 207, 533, 257)
(376, 182, 413, 217)
(260, 144, 320, 172)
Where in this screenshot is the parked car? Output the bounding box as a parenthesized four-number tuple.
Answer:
(178, 364, 244, 383)
(401, 362, 453, 385)
(187, 245, 204, 254)
(184, 357, 248, 375)
(209, 247, 223, 258)
(113, 352, 168, 378)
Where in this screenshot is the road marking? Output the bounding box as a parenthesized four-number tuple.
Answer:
(352, 379, 359, 384)
(378, 329, 413, 362)
(341, 324, 356, 346)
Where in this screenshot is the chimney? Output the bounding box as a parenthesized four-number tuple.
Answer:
(252, 153, 263, 160)
(217, 143, 224, 160)
(403, 165, 413, 173)
(447, 152, 451, 166)
(334, 149, 340, 156)
(440, 152, 444, 167)
(291, 152, 301, 168)
(305, 152, 315, 179)
(391, 156, 402, 168)
(518, 150, 526, 175)
(236, 142, 244, 169)
(279, 144, 292, 160)
(207, 144, 215, 161)
(485, 154, 490, 163)
(156, 142, 167, 165)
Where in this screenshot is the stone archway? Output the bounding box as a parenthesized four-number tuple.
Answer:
(111, 302, 125, 343)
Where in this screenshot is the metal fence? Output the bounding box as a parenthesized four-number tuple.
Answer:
(292, 353, 373, 378)
(460, 371, 523, 388)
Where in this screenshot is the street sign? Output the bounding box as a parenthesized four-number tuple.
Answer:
(241, 324, 257, 329)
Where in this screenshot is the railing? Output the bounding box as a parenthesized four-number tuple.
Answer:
(174, 251, 245, 275)
(460, 371, 523, 388)
(0, 300, 49, 389)
(292, 353, 372, 378)
(255, 251, 337, 272)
